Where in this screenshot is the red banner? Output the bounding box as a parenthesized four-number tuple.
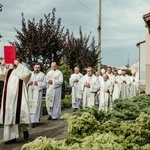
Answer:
(4, 46, 16, 64)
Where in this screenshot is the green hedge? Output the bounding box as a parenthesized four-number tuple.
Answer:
(22, 94, 150, 150)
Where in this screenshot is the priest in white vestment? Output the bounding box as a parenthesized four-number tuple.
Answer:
(98, 69, 106, 83)
(120, 71, 131, 99)
(78, 67, 100, 107)
(69, 67, 83, 111)
(112, 71, 122, 101)
(129, 69, 139, 98)
(95, 69, 106, 105)
(0, 58, 31, 144)
(95, 71, 101, 105)
(99, 74, 113, 111)
(106, 67, 114, 83)
(46, 62, 63, 120)
(27, 63, 46, 127)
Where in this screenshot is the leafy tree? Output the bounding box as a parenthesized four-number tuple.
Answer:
(63, 27, 99, 73)
(9, 8, 66, 71)
(123, 69, 131, 76)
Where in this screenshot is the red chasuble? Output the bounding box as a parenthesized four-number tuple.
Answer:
(4, 46, 16, 64)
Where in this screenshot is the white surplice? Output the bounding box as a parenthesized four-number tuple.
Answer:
(46, 69, 63, 119)
(69, 73, 83, 108)
(129, 76, 139, 98)
(78, 74, 100, 107)
(106, 73, 114, 83)
(112, 75, 122, 101)
(120, 75, 131, 99)
(95, 75, 103, 105)
(0, 64, 31, 141)
(27, 71, 46, 123)
(99, 79, 112, 111)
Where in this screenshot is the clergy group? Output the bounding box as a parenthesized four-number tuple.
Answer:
(0, 58, 139, 144)
(0, 60, 63, 144)
(70, 66, 139, 112)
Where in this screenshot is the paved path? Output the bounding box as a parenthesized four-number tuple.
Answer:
(0, 108, 73, 150)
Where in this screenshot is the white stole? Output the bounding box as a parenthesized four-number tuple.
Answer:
(28, 72, 44, 113)
(46, 70, 59, 107)
(70, 73, 83, 103)
(82, 75, 98, 107)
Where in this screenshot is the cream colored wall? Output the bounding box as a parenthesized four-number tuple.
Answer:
(145, 29, 150, 94)
(140, 42, 146, 86)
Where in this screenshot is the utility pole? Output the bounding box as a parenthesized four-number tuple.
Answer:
(97, 0, 101, 73)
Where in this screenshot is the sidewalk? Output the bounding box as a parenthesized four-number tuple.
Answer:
(0, 108, 72, 150)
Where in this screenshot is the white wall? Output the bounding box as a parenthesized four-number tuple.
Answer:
(139, 42, 146, 86)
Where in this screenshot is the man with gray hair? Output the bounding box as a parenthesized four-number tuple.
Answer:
(78, 67, 100, 107)
(69, 67, 83, 111)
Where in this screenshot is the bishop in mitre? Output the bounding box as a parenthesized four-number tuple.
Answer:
(120, 71, 131, 99)
(129, 69, 139, 98)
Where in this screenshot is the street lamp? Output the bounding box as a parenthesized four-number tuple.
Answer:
(143, 12, 150, 33)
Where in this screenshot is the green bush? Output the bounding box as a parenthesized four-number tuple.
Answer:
(61, 95, 72, 109)
(74, 95, 150, 123)
(22, 94, 150, 150)
(42, 100, 48, 116)
(65, 112, 100, 138)
(22, 113, 150, 150)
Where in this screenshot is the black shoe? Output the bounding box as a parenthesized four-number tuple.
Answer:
(23, 131, 29, 140)
(73, 108, 78, 112)
(31, 123, 37, 128)
(47, 116, 52, 120)
(4, 138, 17, 144)
(52, 118, 58, 121)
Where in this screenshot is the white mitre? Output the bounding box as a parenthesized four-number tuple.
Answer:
(131, 68, 136, 74)
(118, 69, 122, 75)
(101, 68, 106, 74)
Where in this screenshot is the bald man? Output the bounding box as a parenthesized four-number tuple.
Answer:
(99, 73, 112, 111)
(69, 67, 83, 111)
(46, 62, 63, 120)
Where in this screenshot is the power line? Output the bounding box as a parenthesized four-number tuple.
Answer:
(76, 0, 98, 16)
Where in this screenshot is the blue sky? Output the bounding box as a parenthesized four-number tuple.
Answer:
(0, 0, 149, 67)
